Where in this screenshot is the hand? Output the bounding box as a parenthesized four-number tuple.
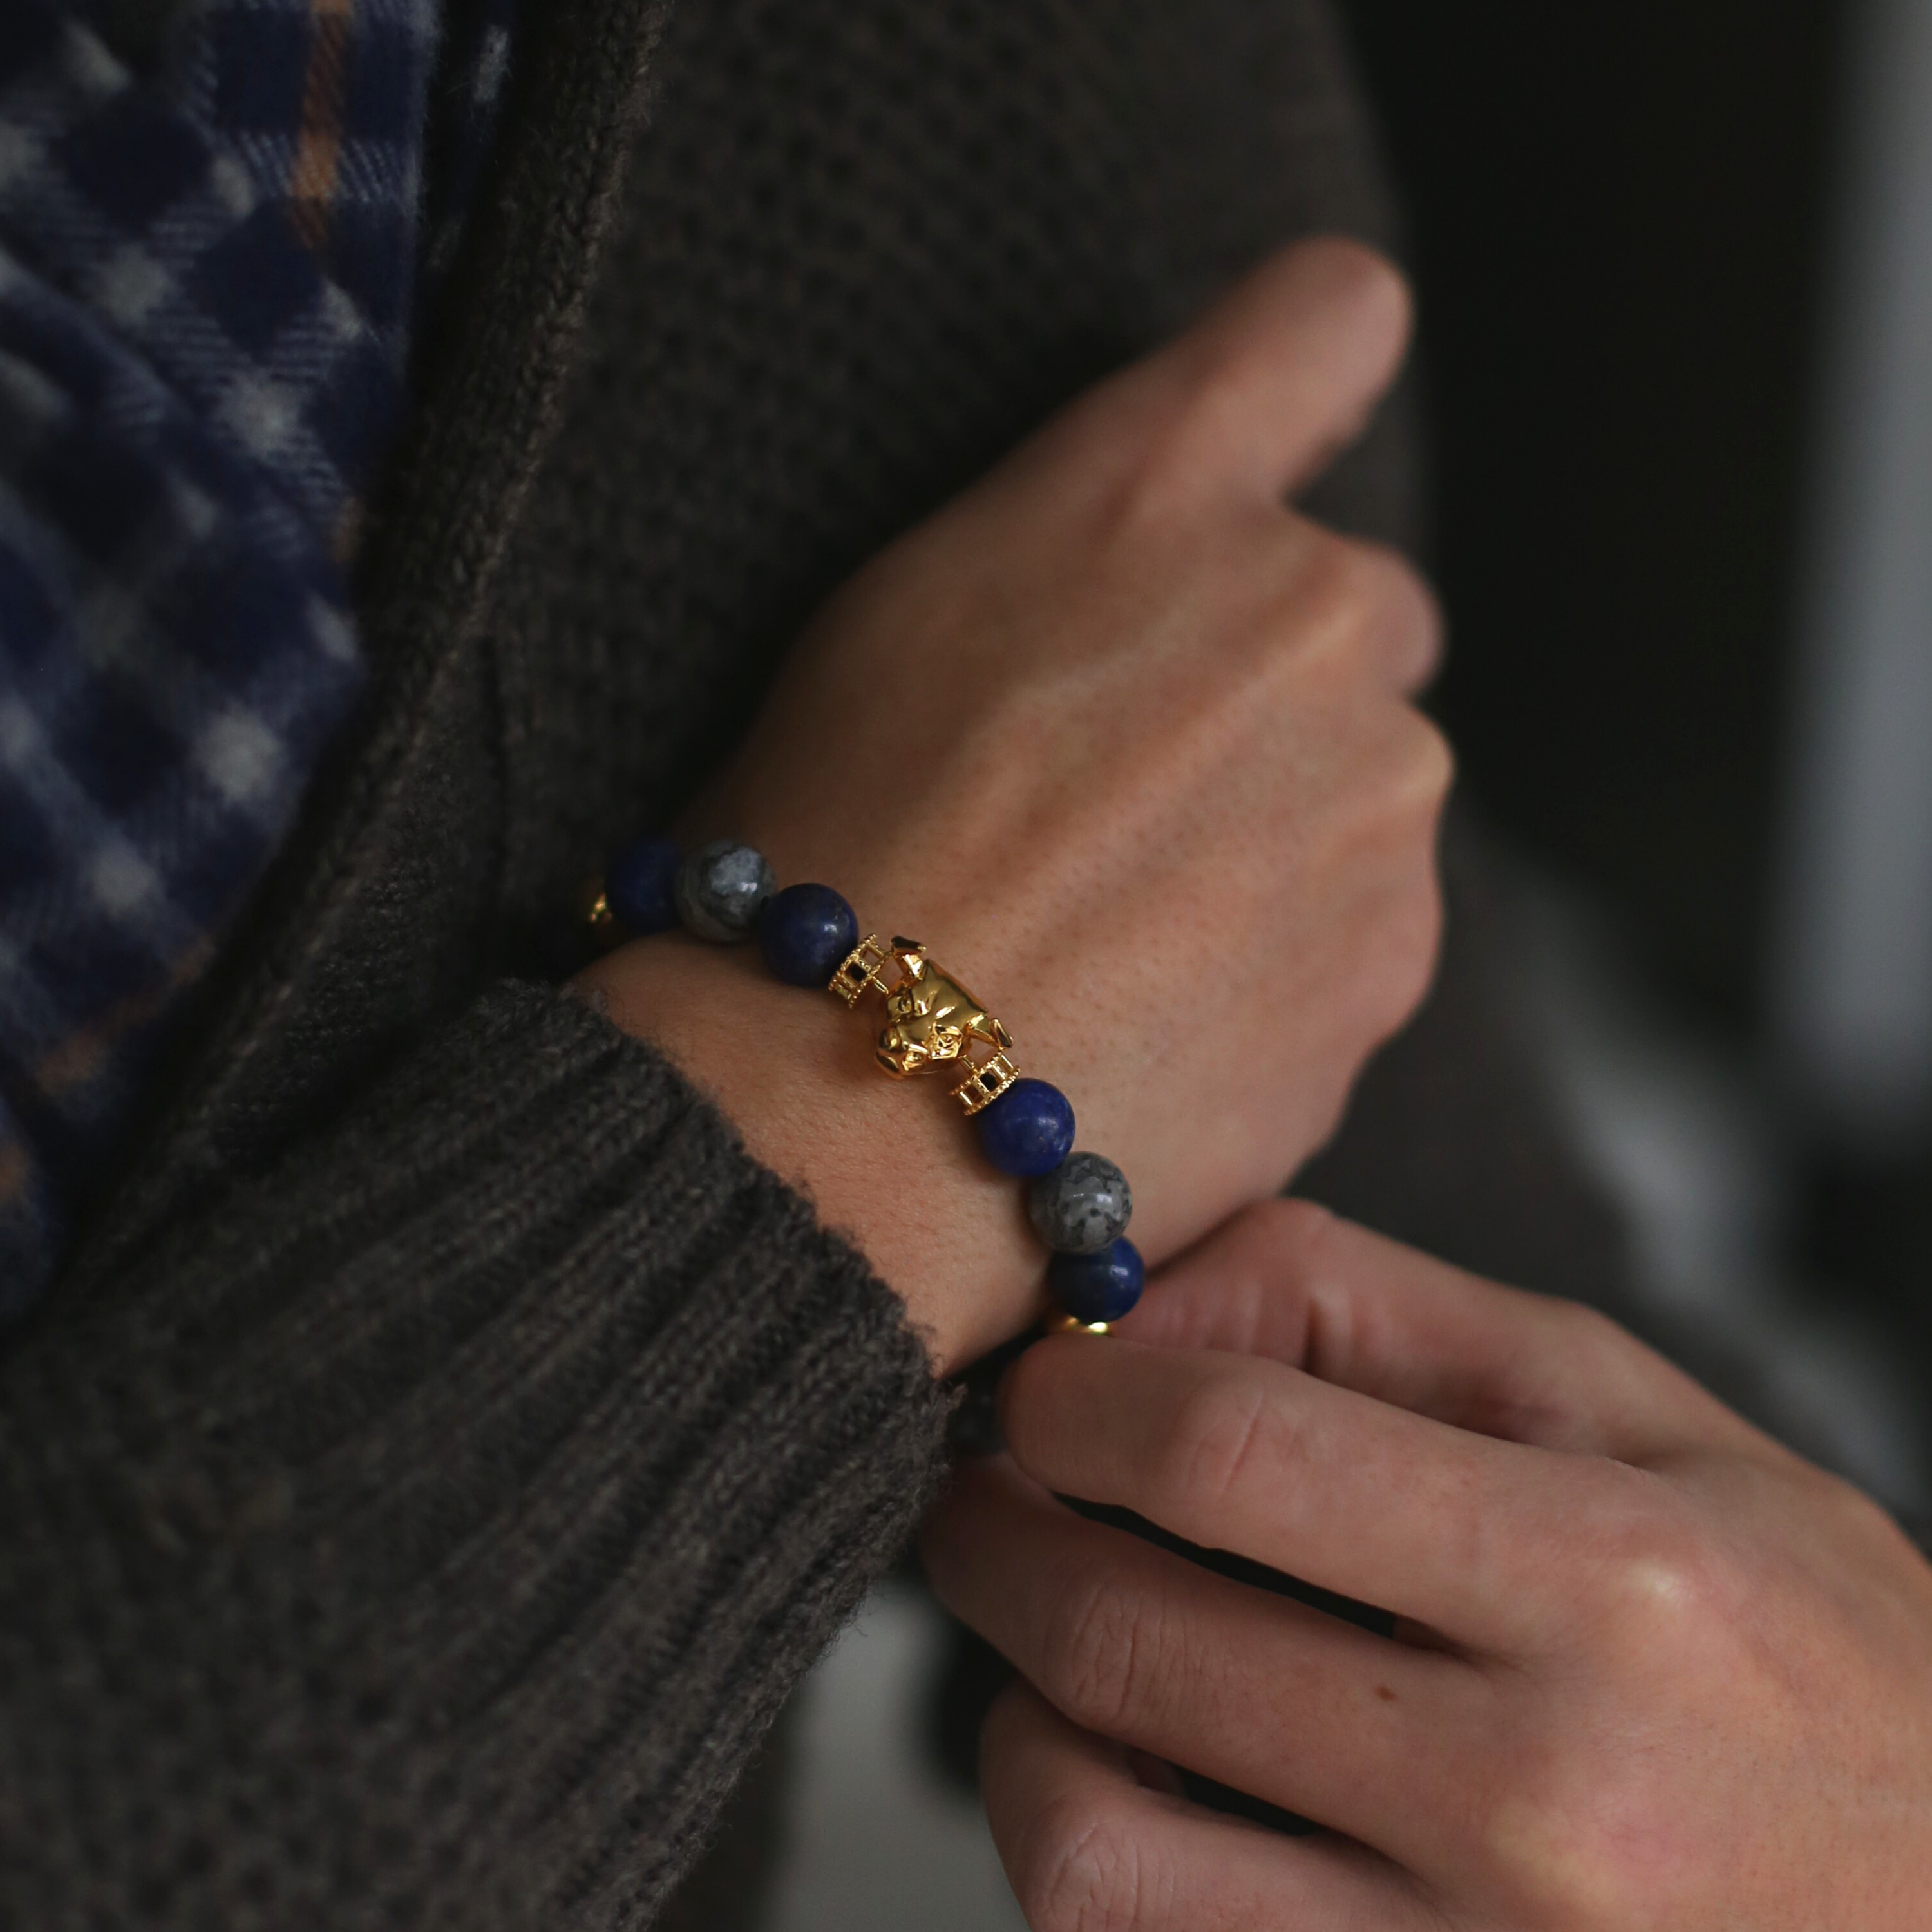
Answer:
(580, 242, 1449, 1372)
(923, 1200, 1932, 1927)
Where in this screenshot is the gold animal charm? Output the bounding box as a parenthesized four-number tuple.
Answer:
(830, 936, 1022, 1115)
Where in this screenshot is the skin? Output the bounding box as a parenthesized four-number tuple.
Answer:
(923, 1199, 1932, 1930)
(578, 240, 1450, 1374)
(571, 231, 1932, 1911)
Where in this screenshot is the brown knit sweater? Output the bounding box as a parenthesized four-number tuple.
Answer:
(0, 1, 1428, 1924)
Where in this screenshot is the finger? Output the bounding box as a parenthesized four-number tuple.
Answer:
(1267, 524, 1446, 697)
(1353, 538, 1445, 696)
(1046, 237, 1414, 508)
(999, 1325, 1626, 1649)
(1119, 1198, 1762, 1461)
(981, 1680, 1438, 1932)
(925, 1457, 1484, 1859)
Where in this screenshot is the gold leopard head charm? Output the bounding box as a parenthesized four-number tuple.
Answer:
(875, 943, 1012, 1078)
(828, 936, 1021, 1114)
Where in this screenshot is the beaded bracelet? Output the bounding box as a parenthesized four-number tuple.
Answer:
(587, 835, 1142, 1332)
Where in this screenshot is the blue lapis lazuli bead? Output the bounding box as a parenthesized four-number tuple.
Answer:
(976, 1078, 1075, 1178)
(606, 835, 682, 934)
(1048, 1238, 1144, 1325)
(759, 883, 860, 987)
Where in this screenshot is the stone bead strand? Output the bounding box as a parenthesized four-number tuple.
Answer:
(596, 834, 1145, 1327)
(676, 838, 777, 942)
(1023, 1150, 1143, 1325)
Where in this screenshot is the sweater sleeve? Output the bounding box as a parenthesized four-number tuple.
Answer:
(0, 979, 952, 1929)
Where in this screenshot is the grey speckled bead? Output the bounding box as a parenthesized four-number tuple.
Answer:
(1028, 1153, 1132, 1255)
(675, 840, 776, 942)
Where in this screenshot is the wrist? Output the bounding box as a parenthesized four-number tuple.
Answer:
(575, 936, 1045, 1375)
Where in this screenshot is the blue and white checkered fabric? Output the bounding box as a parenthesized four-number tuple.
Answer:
(0, 0, 516, 1316)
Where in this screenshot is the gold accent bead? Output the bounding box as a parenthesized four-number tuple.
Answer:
(829, 933, 895, 1007)
(579, 877, 616, 936)
(1043, 1312, 1112, 1337)
(952, 1049, 1021, 1116)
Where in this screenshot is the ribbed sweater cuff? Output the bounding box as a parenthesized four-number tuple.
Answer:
(2, 980, 952, 1927)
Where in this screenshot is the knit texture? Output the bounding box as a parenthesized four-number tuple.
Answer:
(0, 0, 514, 1307)
(1, 982, 950, 1924)
(0, 1, 1592, 1926)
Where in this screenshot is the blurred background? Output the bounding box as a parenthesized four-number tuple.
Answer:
(1342, 0, 1932, 1486)
(764, 1, 1932, 1921)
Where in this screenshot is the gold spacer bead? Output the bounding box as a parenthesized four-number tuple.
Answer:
(579, 877, 616, 936)
(829, 933, 894, 1007)
(1042, 1312, 1112, 1338)
(952, 1050, 1022, 1116)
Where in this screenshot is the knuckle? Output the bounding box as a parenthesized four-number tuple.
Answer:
(1553, 1300, 1645, 1381)
(1383, 551, 1446, 669)
(1366, 533, 1436, 610)
(1265, 534, 1441, 693)
(1553, 1297, 1625, 1352)
(1349, 755, 1444, 1023)
(1016, 1794, 1149, 1932)
(1483, 1781, 1647, 1925)
(1044, 1573, 1160, 1734)
(1157, 1370, 1284, 1516)
(1588, 1484, 1748, 1656)
(1621, 1530, 1723, 1628)
(1387, 706, 1455, 815)
(1348, 535, 1430, 622)
(1246, 1196, 1339, 1282)
(1282, 526, 1372, 652)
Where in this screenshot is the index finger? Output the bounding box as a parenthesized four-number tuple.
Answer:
(999, 1329, 1639, 1651)
(1119, 1199, 1766, 1464)
(1039, 236, 1414, 509)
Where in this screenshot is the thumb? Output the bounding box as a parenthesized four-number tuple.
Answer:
(1117, 1198, 1760, 1461)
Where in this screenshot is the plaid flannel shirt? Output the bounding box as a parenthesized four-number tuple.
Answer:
(0, 0, 516, 1316)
